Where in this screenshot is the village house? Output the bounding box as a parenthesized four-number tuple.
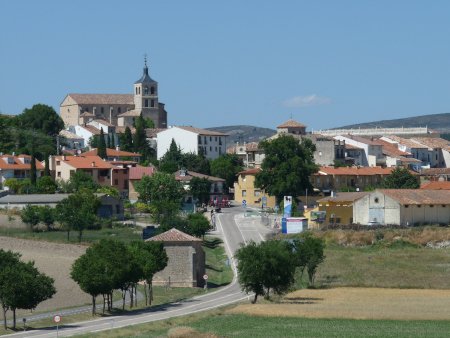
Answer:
(316, 191, 370, 225)
(312, 166, 394, 194)
(227, 142, 265, 168)
(0, 154, 44, 188)
(233, 168, 276, 209)
(147, 228, 206, 288)
(353, 189, 450, 226)
(334, 135, 385, 167)
(157, 126, 228, 160)
(128, 166, 156, 202)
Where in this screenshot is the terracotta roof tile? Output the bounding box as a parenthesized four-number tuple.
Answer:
(316, 166, 393, 176)
(54, 155, 113, 169)
(277, 119, 306, 128)
(147, 228, 201, 242)
(82, 148, 141, 158)
(238, 168, 261, 175)
(0, 155, 44, 170)
(379, 189, 450, 205)
(384, 136, 429, 149)
(68, 94, 133, 105)
(420, 181, 450, 190)
(174, 170, 225, 182)
(129, 166, 156, 180)
(422, 168, 450, 176)
(80, 125, 100, 135)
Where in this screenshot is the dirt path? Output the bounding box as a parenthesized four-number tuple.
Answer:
(0, 236, 90, 317)
(228, 287, 450, 321)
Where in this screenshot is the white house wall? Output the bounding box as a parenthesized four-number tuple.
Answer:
(157, 127, 197, 160)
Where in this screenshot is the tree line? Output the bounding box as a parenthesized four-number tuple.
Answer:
(235, 232, 325, 303)
(71, 239, 167, 315)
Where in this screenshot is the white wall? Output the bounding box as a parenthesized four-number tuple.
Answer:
(157, 127, 198, 160)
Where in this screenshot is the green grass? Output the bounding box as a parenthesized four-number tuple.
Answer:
(0, 225, 142, 244)
(75, 312, 450, 338)
(312, 244, 450, 289)
(203, 236, 233, 287)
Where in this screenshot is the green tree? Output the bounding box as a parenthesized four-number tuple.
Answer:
(21, 205, 41, 230)
(210, 154, 243, 190)
(16, 104, 64, 137)
(292, 232, 325, 286)
(382, 167, 420, 189)
(96, 186, 120, 198)
(36, 176, 57, 194)
(55, 189, 100, 242)
(135, 172, 184, 223)
(98, 128, 107, 159)
(119, 127, 133, 152)
(158, 139, 182, 173)
(235, 240, 296, 303)
(128, 241, 168, 306)
(60, 170, 99, 193)
(187, 213, 210, 238)
(189, 177, 211, 204)
(182, 153, 211, 175)
(110, 133, 115, 148)
(133, 114, 154, 162)
(255, 135, 318, 204)
(0, 249, 55, 329)
(3, 178, 21, 194)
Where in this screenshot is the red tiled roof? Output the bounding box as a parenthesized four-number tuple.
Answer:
(82, 148, 141, 158)
(147, 228, 201, 242)
(277, 119, 306, 128)
(317, 166, 393, 176)
(55, 155, 113, 169)
(345, 144, 363, 150)
(80, 125, 100, 135)
(422, 168, 450, 176)
(379, 189, 450, 205)
(372, 139, 410, 157)
(0, 155, 44, 170)
(174, 170, 225, 182)
(384, 136, 429, 149)
(129, 166, 155, 180)
(238, 168, 261, 175)
(420, 181, 450, 190)
(67, 94, 134, 105)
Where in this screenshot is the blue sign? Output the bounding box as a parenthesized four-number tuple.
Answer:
(242, 199, 247, 208)
(283, 196, 292, 218)
(261, 196, 267, 207)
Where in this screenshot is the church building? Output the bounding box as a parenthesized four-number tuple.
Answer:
(60, 58, 168, 129)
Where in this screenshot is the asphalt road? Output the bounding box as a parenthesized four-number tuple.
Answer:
(6, 206, 270, 338)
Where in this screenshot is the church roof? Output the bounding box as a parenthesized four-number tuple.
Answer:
(118, 109, 141, 117)
(67, 94, 133, 105)
(135, 63, 157, 84)
(177, 126, 228, 136)
(277, 119, 306, 128)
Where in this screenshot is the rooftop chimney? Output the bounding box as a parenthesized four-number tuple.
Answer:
(91, 161, 96, 167)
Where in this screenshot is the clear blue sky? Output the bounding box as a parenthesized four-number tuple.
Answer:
(1, 1, 450, 130)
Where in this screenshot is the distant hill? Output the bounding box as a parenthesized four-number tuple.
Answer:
(336, 112, 450, 131)
(206, 125, 276, 145)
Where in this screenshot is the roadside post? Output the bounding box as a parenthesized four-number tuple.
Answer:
(203, 274, 208, 291)
(54, 315, 61, 337)
(242, 200, 247, 217)
(22, 318, 26, 332)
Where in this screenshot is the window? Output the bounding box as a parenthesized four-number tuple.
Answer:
(56, 161, 61, 165)
(215, 147, 217, 151)
(124, 179, 128, 189)
(118, 107, 121, 114)
(210, 136, 212, 141)
(198, 136, 202, 144)
(374, 197, 379, 203)
(210, 146, 212, 151)
(215, 137, 217, 142)
(204, 136, 207, 144)
(219, 147, 222, 155)
(144, 99, 149, 107)
(70, 170, 75, 176)
(135, 87, 138, 95)
(242, 190, 247, 197)
(144, 86, 149, 95)
(114, 179, 119, 185)
(151, 86, 155, 94)
(151, 99, 155, 107)
(57, 171, 61, 178)
(101, 107, 104, 114)
(254, 190, 261, 197)
(417, 205, 421, 208)
(219, 137, 222, 145)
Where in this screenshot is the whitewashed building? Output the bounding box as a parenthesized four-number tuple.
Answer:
(354, 189, 450, 226)
(157, 126, 227, 160)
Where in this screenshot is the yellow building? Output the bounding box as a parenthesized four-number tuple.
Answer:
(233, 168, 276, 209)
(317, 192, 369, 225)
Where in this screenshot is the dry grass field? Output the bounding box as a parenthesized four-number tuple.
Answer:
(228, 287, 450, 321)
(0, 236, 90, 317)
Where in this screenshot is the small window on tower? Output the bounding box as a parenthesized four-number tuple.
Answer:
(144, 99, 149, 107)
(151, 99, 155, 107)
(144, 86, 149, 95)
(151, 87, 155, 94)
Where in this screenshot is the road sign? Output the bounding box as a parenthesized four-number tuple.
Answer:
(203, 274, 208, 280)
(53, 315, 61, 323)
(242, 200, 247, 207)
(261, 196, 267, 207)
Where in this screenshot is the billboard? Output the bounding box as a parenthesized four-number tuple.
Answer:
(310, 211, 326, 223)
(283, 196, 292, 218)
(281, 217, 307, 234)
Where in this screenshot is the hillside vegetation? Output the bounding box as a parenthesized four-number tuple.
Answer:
(206, 125, 276, 144)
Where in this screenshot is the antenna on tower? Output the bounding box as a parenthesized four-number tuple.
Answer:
(144, 53, 148, 67)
